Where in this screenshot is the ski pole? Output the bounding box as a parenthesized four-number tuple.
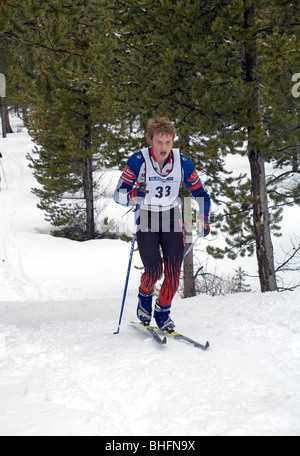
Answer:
(113, 204, 141, 335)
(183, 234, 202, 259)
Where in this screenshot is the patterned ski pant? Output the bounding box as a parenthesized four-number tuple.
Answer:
(136, 207, 185, 307)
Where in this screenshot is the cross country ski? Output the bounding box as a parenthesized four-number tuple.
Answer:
(130, 321, 167, 345)
(130, 321, 209, 350)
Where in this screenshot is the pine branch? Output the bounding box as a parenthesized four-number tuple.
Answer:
(266, 171, 300, 187)
(275, 243, 300, 273)
(254, 23, 300, 36)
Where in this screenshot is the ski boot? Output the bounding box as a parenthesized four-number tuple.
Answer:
(137, 287, 153, 326)
(154, 300, 175, 332)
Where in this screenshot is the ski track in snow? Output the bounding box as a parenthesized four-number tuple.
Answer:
(0, 124, 300, 436)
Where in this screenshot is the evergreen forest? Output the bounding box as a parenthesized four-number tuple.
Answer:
(1, 0, 299, 293)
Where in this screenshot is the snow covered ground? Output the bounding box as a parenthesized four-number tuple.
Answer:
(0, 120, 300, 436)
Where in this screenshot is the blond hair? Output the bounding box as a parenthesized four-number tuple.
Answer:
(146, 117, 176, 143)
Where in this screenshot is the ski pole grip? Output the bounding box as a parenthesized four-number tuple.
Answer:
(139, 182, 147, 190)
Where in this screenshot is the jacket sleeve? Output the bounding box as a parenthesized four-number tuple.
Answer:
(113, 152, 145, 206)
(181, 154, 211, 218)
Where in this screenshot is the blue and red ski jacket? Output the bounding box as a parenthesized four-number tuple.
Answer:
(114, 147, 211, 217)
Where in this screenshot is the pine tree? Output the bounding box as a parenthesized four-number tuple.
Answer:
(204, 0, 300, 291)
(1, 1, 299, 289)
(110, 0, 231, 294)
(0, 1, 121, 239)
(0, 42, 15, 137)
(231, 267, 251, 293)
(111, 0, 300, 292)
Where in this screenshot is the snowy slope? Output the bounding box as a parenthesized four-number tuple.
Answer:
(0, 123, 300, 436)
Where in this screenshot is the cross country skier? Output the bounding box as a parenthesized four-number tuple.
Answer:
(114, 117, 211, 332)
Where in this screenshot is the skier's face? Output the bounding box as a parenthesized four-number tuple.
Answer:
(150, 133, 173, 167)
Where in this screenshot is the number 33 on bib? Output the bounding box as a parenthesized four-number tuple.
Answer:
(140, 148, 182, 207)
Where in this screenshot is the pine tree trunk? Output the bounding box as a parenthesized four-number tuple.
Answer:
(4, 105, 13, 134)
(244, 1, 277, 292)
(1, 98, 13, 137)
(182, 190, 195, 297)
(248, 150, 277, 291)
(0, 60, 6, 137)
(183, 247, 195, 297)
(83, 119, 95, 240)
(180, 135, 196, 297)
(1, 98, 6, 138)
